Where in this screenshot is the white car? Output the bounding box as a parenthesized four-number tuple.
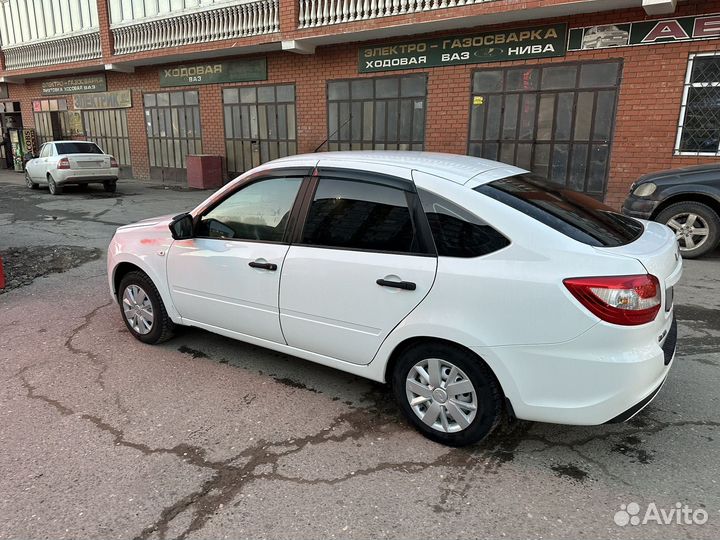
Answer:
(25, 140, 119, 195)
(107, 152, 681, 446)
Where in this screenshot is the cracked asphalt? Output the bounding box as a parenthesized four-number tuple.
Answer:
(1, 170, 719, 540)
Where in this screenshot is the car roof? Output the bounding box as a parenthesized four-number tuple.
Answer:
(48, 140, 98, 144)
(268, 151, 527, 186)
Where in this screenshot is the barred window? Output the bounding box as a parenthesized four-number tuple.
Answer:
(676, 53, 720, 155)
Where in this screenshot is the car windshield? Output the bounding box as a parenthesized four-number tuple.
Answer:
(55, 142, 104, 155)
(475, 174, 644, 247)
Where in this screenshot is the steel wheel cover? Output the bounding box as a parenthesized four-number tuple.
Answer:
(406, 358, 478, 433)
(122, 284, 154, 335)
(666, 212, 710, 252)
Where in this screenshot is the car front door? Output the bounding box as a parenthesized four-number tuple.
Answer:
(166, 174, 305, 343)
(27, 143, 50, 181)
(279, 172, 438, 365)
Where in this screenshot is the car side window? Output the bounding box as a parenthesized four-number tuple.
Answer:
(301, 178, 421, 254)
(418, 188, 510, 257)
(195, 177, 302, 242)
(39, 145, 50, 158)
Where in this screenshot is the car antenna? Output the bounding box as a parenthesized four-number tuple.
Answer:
(314, 115, 352, 152)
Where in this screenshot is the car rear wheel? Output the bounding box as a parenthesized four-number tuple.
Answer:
(25, 171, 39, 189)
(47, 175, 62, 195)
(118, 271, 175, 344)
(104, 180, 117, 193)
(657, 202, 720, 259)
(392, 342, 502, 446)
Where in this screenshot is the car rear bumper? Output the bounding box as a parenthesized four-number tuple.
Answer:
(604, 375, 666, 423)
(473, 314, 677, 426)
(621, 196, 660, 220)
(55, 169, 119, 184)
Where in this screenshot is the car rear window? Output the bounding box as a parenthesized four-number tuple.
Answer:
(55, 142, 104, 155)
(475, 174, 643, 247)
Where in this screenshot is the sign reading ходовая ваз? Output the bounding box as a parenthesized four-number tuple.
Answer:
(160, 58, 267, 87)
(358, 24, 567, 73)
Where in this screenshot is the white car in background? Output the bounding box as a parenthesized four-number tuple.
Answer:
(107, 152, 682, 446)
(25, 140, 119, 195)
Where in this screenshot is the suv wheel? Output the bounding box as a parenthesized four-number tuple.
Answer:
(656, 202, 720, 259)
(392, 342, 502, 446)
(47, 175, 62, 195)
(118, 271, 175, 344)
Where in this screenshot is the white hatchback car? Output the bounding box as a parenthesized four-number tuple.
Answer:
(107, 152, 682, 446)
(25, 140, 119, 195)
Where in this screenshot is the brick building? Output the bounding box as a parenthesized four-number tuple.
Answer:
(0, 0, 719, 206)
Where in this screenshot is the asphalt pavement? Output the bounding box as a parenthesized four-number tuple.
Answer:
(0, 170, 718, 540)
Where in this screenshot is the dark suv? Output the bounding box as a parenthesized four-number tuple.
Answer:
(622, 164, 720, 259)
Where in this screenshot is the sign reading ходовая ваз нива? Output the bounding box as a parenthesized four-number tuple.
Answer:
(359, 24, 567, 73)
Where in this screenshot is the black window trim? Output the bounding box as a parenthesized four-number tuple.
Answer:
(291, 171, 437, 257)
(191, 167, 314, 245)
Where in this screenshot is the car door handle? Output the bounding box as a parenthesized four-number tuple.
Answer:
(376, 279, 416, 291)
(249, 261, 277, 271)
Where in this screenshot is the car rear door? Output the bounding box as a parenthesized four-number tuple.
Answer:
(166, 171, 307, 344)
(279, 169, 437, 365)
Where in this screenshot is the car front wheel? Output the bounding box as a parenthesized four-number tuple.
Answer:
(657, 201, 720, 259)
(25, 171, 39, 189)
(118, 271, 175, 344)
(392, 342, 502, 446)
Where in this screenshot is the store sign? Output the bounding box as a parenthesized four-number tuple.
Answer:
(74, 90, 132, 110)
(359, 24, 567, 73)
(41, 75, 107, 96)
(67, 111, 84, 137)
(159, 58, 267, 87)
(569, 13, 720, 51)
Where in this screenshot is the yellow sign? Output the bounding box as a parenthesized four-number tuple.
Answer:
(67, 111, 84, 137)
(74, 90, 132, 110)
(473, 96, 485, 106)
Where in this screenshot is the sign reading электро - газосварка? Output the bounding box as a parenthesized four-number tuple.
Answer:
(358, 24, 567, 73)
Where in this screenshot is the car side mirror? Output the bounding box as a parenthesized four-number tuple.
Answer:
(169, 213, 194, 240)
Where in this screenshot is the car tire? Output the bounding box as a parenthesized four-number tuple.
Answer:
(104, 180, 117, 193)
(47, 175, 62, 195)
(392, 342, 502, 446)
(118, 271, 175, 344)
(656, 201, 720, 259)
(25, 171, 38, 190)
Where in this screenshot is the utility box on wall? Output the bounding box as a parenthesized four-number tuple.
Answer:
(186, 155, 223, 189)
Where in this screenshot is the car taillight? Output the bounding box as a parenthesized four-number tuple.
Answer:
(563, 274, 661, 326)
(57, 157, 70, 170)
(110, 157, 118, 168)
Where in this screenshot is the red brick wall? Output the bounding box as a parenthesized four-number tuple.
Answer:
(5, 1, 720, 208)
